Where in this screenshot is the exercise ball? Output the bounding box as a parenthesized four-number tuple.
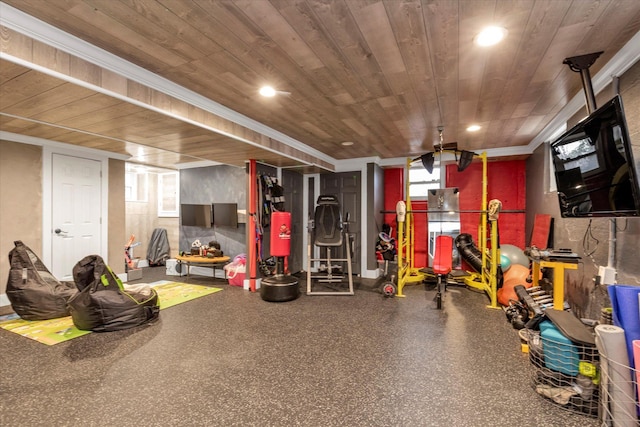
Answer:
(503, 264, 530, 284)
(501, 244, 529, 267)
(497, 278, 522, 305)
(504, 276, 531, 290)
(498, 273, 534, 306)
(497, 287, 516, 306)
(500, 254, 512, 272)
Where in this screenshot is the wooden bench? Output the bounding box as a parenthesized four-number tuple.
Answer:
(175, 254, 230, 279)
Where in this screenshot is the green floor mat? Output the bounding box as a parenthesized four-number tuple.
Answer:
(0, 314, 91, 345)
(0, 281, 222, 345)
(151, 281, 222, 309)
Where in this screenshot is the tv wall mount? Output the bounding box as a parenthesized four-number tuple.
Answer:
(563, 51, 603, 114)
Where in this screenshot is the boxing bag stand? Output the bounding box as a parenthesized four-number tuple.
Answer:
(260, 211, 300, 302)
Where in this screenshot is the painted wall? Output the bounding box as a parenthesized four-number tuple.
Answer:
(0, 141, 42, 300)
(0, 141, 127, 305)
(411, 199, 429, 266)
(383, 168, 403, 232)
(179, 165, 246, 260)
(367, 163, 385, 270)
(108, 159, 126, 274)
(526, 59, 640, 319)
(446, 160, 527, 249)
(125, 170, 179, 262)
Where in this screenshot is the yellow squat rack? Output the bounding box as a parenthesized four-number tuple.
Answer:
(395, 160, 426, 297)
(395, 152, 500, 308)
(461, 152, 500, 308)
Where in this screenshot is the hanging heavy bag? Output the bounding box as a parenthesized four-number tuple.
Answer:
(6, 240, 77, 320)
(68, 255, 159, 332)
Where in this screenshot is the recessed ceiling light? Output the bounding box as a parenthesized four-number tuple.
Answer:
(466, 125, 481, 132)
(474, 26, 507, 47)
(341, 141, 354, 146)
(259, 86, 276, 97)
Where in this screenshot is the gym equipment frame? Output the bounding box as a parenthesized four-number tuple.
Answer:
(306, 195, 354, 296)
(395, 151, 500, 309)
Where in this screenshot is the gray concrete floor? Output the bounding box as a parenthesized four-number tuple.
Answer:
(0, 267, 600, 427)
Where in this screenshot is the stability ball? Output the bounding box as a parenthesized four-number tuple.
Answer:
(503, 264, 530, 284)
(498, 285, 518, 306)
(501, 244, 529, 267)
(498, 277, 533, 306)
(500, 254, 512, 272)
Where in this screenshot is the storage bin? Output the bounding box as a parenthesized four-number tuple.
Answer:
(540, 320, 579, 376)
(528, 324, 599, 418)
(224, 254, 246, 287)
(227, 270, 245, 287)
(166, 259, 185, 276)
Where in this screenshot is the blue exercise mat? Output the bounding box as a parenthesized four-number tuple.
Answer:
(607, 284, 640, 369)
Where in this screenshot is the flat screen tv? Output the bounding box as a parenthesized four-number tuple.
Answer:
(550, 95, 640, 218)
(181, 204, 212, 227)
(213, 203, 238, 228)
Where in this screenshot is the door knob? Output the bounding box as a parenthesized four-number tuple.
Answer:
(54, 228, 68, 235)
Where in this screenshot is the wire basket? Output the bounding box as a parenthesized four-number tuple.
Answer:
(526, 325, 600, 417)
(598, 344, 639, 426)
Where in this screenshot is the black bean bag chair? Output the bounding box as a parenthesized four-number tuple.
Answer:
(68, 255, 159, 332)
(6, 240, 77, 320)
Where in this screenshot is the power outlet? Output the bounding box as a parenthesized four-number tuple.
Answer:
(598, 266, 617, 285)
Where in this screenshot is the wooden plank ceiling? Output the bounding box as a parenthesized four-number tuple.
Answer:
(0, 60, 315, 169)
(2, 0, 640, 170)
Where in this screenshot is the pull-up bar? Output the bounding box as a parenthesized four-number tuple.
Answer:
(380, 209, 525, 214)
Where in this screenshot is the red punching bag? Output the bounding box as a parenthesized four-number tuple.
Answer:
(270, 212, 291, 257)
(261, 211, 299, 302)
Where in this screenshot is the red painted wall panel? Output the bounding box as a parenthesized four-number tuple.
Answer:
(411, 200, 428, 266)
(382, 160, 526, 268)
(383, 168, 404, 239)
(446, 160, 526, 249)
(383, 167, 427, 265)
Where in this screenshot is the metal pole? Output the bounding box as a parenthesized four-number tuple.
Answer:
(248, 159, 258, 292)
(580, 67, 597, 115)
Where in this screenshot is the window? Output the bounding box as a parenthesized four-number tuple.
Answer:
(158, 172, 180, 217)
(408, 165, 441, 199)
(125, 170, 148, 202)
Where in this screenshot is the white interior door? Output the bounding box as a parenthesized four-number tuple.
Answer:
(51, 154, 102, 281)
